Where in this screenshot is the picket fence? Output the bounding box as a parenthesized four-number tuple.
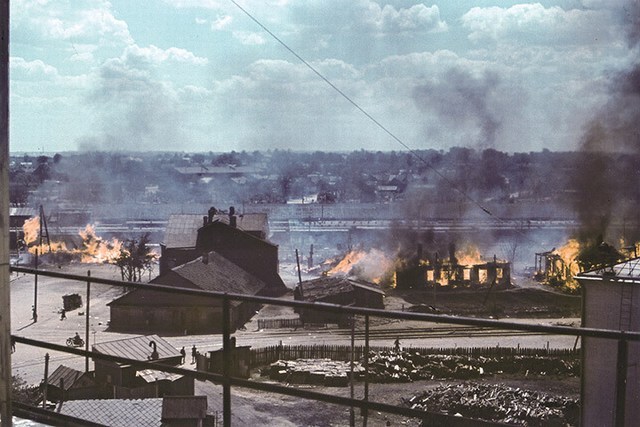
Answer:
(249, 344, 579, 368)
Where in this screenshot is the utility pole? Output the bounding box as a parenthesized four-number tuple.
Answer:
(0, 1, 12, 423)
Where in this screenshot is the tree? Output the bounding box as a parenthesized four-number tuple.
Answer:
(114, 234, 157, 282)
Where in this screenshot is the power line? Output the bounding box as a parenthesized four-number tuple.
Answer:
(229, 0, 549, 250)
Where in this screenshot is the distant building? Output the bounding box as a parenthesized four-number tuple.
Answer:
(576, 258, 640, 427)
(108, 251, 267, 334)
(294, 276, 384, 326)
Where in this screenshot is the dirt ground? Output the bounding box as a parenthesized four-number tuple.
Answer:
(9, 263, 581, 425)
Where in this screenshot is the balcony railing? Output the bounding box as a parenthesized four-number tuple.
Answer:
(9, 266, 640, 427)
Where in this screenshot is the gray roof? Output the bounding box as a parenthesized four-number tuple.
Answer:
(164, 213, 268, 248)
(163, 214, 204, 248)
(9, 207, 36, 217)
(47, 365, 91, 391)
(298, 276, 384, 301)
(163, 251, 267, 295)
(577, 257, 640, 282)
(58, 398, 163, 427)
(92, 335, 180, 362)
(137, 369, 183, 383)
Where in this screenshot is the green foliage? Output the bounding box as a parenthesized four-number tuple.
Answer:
(113, 233, 157, 282)
(12, 374, 41, 405)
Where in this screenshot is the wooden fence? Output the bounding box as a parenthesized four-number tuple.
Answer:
(249, 344, 580, 368)
(256, 318, 303, 330)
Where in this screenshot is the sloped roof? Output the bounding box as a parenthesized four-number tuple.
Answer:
(167, 251, 267, 295)
(137, 369, 183, 383)
(162, 396, 207, 420)
(58, 398, 162, 427)
(577, 257, 640, 282)
(164, 213, 268, 248)
(109, 251, 266, 307)
(9, 207, 36, 217)
(163, 214, 204, 248)
(298, 276, 384, 301)
(47, 365, 93, 391)
(92, 335, 180, 362)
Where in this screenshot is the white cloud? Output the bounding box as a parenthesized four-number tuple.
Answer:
(10, 57, 58, 80)
(124, 45, 209, 65)
(232, 31, 267, 45)
(212, 15, 233, 30)
(461, 3, 615, 45)
(364, 3, 447, 34)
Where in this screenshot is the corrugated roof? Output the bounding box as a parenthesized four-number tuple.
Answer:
(136, 369, 183, 383)
(47, 365, 88, 391)
(9, 207, 36, 217)
(578, 257, 640, 281)
(92, 335, 180, 362)
(163, 214, 203, 248)
(161, 396, 207, 420)
(58, 398, 162, 427)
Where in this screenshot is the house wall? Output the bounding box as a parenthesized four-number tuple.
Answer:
(110, 305, 224, 334)
(581, 279, 640, 427)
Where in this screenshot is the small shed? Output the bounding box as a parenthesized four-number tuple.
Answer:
(92, 335, 183, 391)
(45, 365, 105, 402)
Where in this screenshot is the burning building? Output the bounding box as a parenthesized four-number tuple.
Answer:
(395, 244, 511, 290)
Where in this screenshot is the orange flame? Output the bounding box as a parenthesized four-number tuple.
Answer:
(328, 249, 394, 284)
(22, 216, 40, 245)
(455, 243, 484, 265)
(22, 219, 125, 264)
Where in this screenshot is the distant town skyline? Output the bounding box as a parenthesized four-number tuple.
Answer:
(10, 0, 639, 154)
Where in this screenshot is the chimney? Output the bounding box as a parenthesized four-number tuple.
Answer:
(203, 216, 207, 227)
(229, 206, 237, 228)
(201, 253, 209, 264)
(208, 206, 217, 224)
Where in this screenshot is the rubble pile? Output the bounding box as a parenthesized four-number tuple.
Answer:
(269, 359, 364, 386)
(366, 350, 578, 382)
(405, 383, 579, 426)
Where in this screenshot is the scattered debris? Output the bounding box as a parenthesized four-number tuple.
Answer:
(268, 359, 363, 386)
(405, 382, 579, 426)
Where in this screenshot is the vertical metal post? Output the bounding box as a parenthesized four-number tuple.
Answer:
(33, 249, 38, 321)
(42, 353, 50, 409)
(615, 338, 628, 427)
(222, 295, 231, 427)
(85, 271, 91, 373)
(0, 0, 11, 422)
(349, 315, 355, 427)
(363, 314, 370, 427)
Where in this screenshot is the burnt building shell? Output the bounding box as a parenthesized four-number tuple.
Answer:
(395, 256, 511, 290)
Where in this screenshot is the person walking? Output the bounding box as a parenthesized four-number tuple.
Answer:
(31, 305, 37, 322)
(60, 308, 66, 320)
(191, 345, 197, 364)
(180, 347, 186, 364)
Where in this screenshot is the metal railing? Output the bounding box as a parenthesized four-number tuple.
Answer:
(9, 266, 640, 427)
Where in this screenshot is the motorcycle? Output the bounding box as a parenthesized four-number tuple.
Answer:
(66, 336, 84, 347)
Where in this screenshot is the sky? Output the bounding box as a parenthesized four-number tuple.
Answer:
(9, 0, 640, 154)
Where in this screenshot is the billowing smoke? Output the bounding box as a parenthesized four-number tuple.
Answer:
(79, 56, 186, 152)
(412, 67, 502, 147)
(571, 2, 640, 244)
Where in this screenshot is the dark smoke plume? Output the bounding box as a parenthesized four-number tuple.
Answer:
(572, 2, 640, 244)
(412, 67, 502, 147)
